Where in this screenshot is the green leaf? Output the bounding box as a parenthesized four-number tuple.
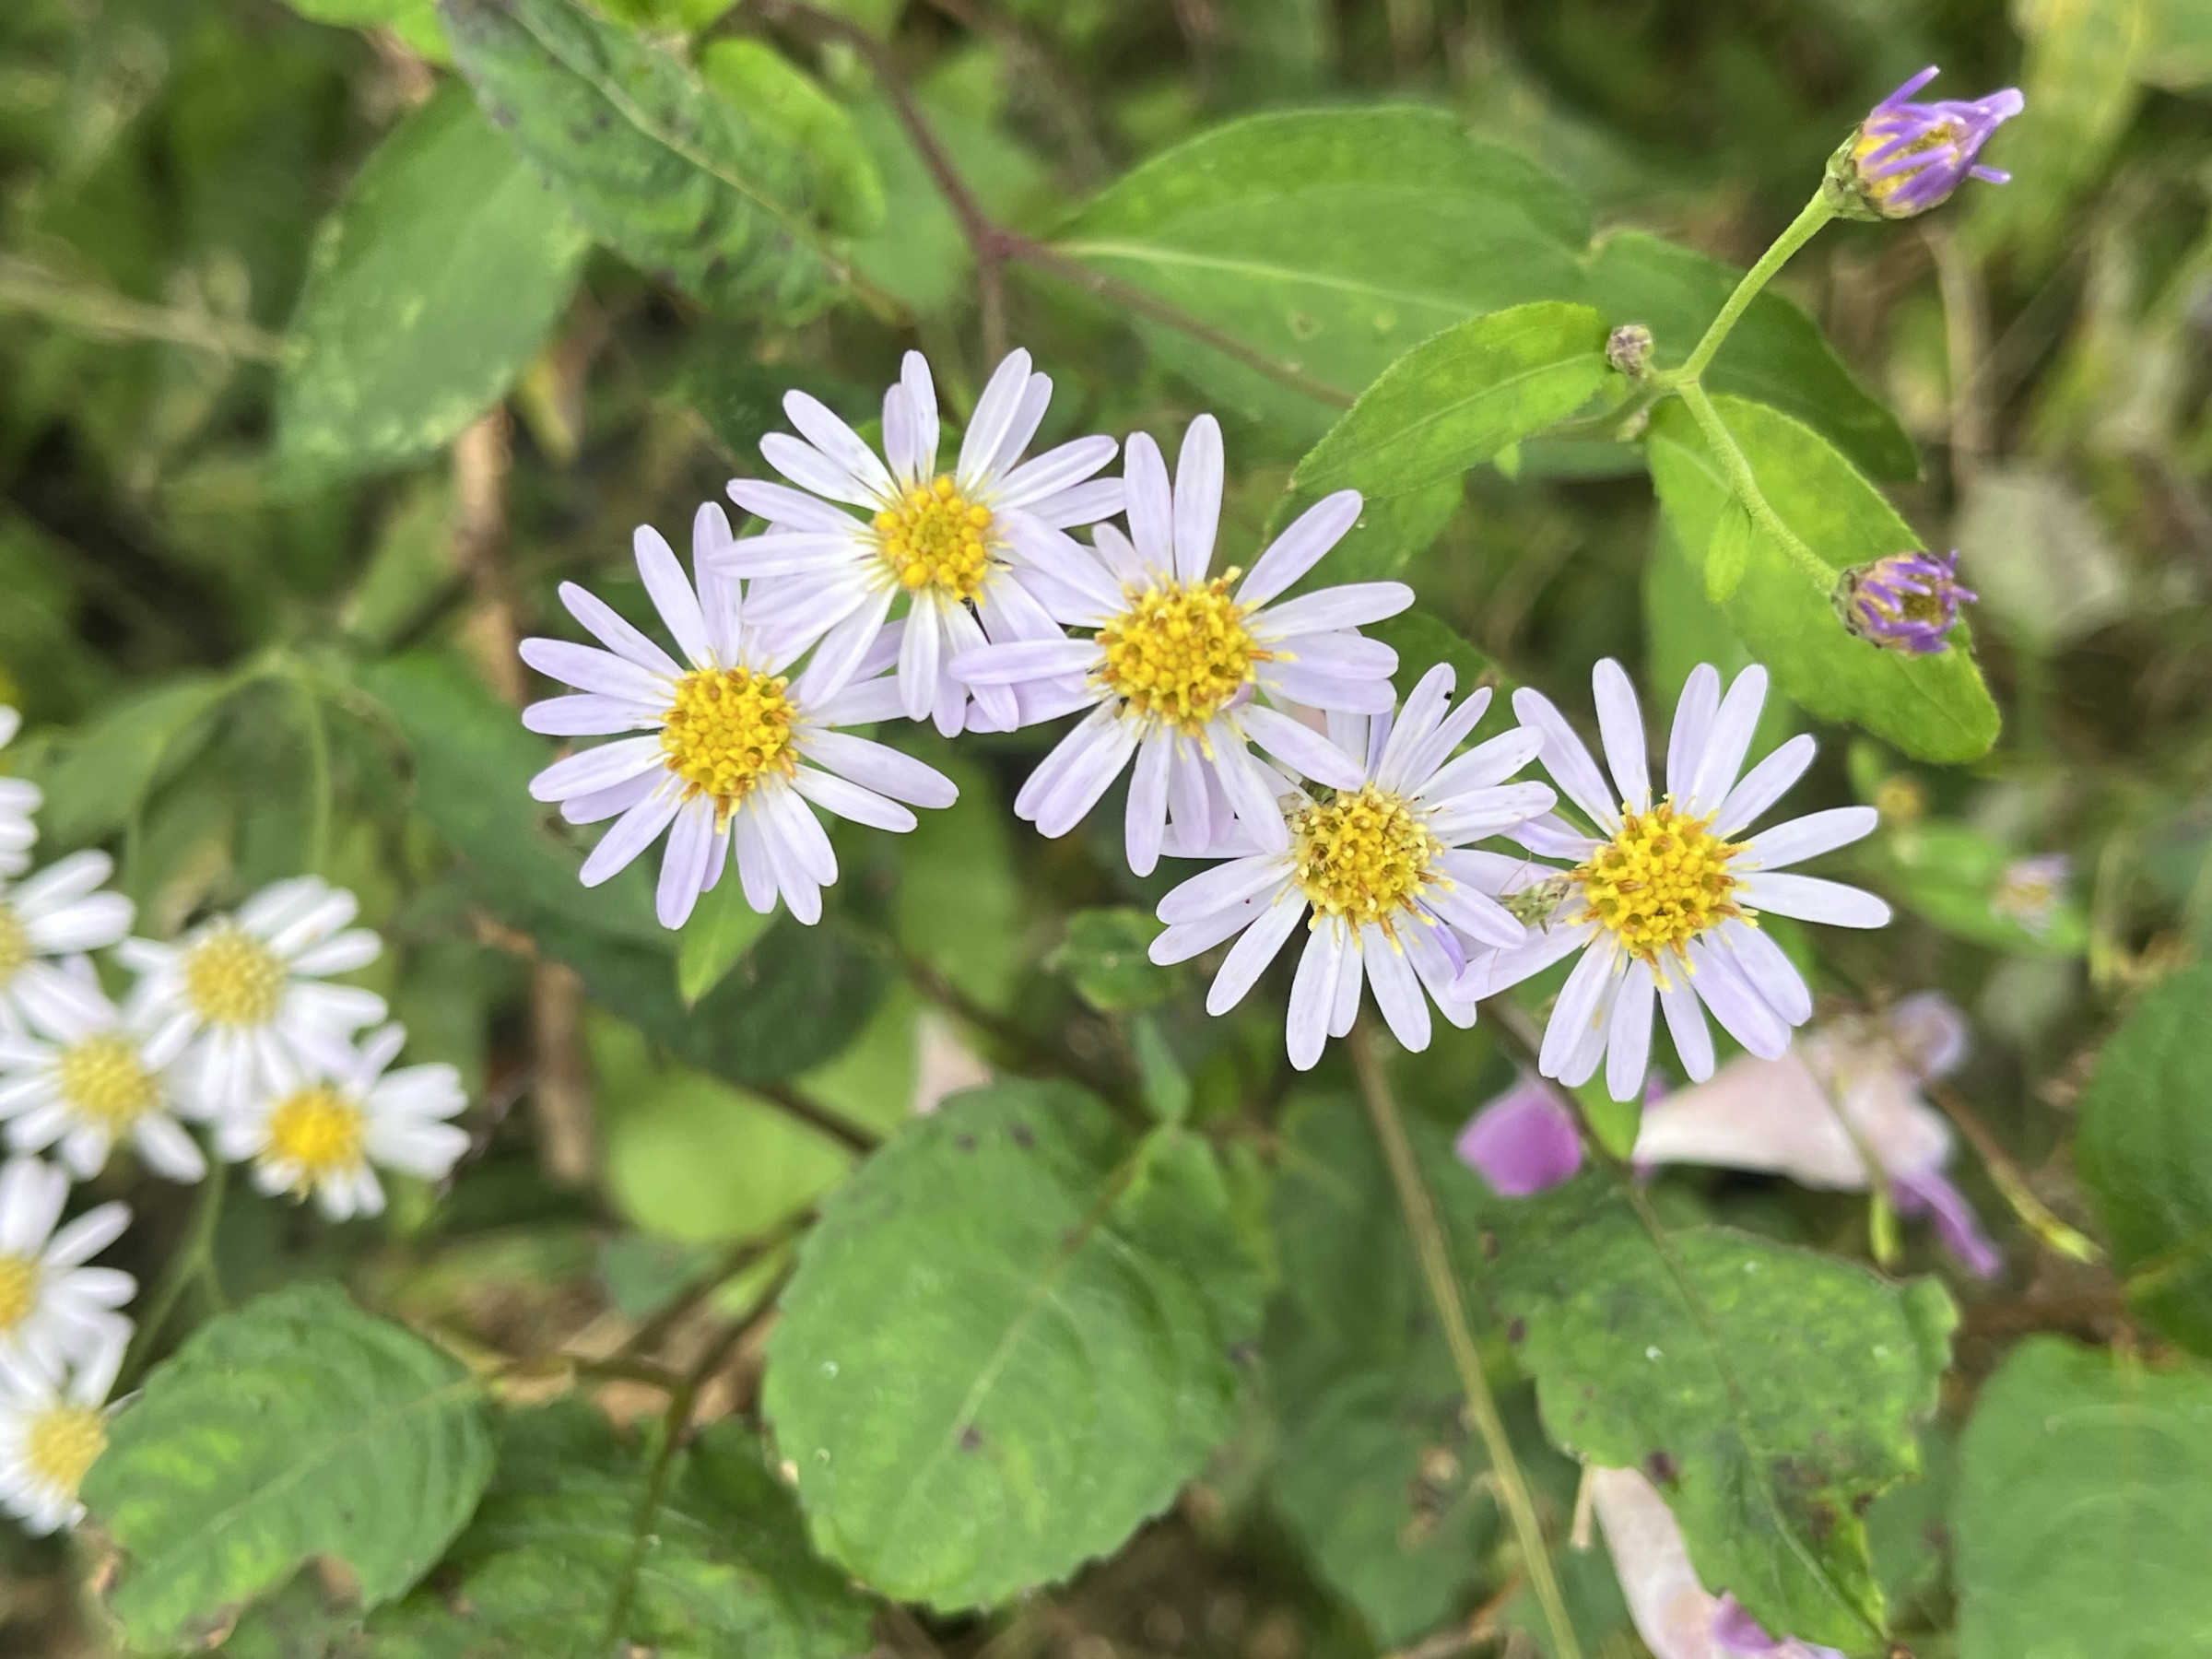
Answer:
(82, 1284, 495, 1652)
(764, 1081, 1265, 1608)
(893, 750, 1022, 1013)
(1704, 499, 1752, 603)
(1952, 1336, 2212, 1658)
(282, 0, 451, 61)
(1642, 517, 1799, 758)
(276, 84, 587, 479)
(1646, 394, 2001, 763)
(698, 40, 885, 239)
(1585, 231, 1916, 480)
(1495, 1181, 1955, 1650)
(1365, 611, 1512, 703)
(364, 1402, 876, 1659)
(1871, 821, 2089, 958)
(31, 676, 231, 850)
(439, 0, 848, 319)
(1053, 107, 1591, 440)
(1047, 908, 1173, 1012)
(2077, 963, 2212, 1357)
(677, 873, 777, 1008)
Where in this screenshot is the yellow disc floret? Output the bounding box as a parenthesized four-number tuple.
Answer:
(1571, 800, 1744, 966)
(1096, 576, 1264, 734)
(660, 667, 796, 817)
(0, 1255, 36, 1334)
(182, 925, 288, 1029)
(1292, 785, 1440, 936)
(56, 1036, 157, 1132)
(265, 1083, 366, 1183)
(26, 1404, 105, 1499)
(0, 903, 27, 988)
(874, 475, 996, 600)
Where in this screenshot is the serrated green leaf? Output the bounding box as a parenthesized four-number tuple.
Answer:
(1495, 1181, 1954, 1650)
(1952, 1336, 2212, 1659)
(764, 1082, 1265, 1608)
(677, 873, 776, 1008)
(2077, 963, 2212, 1357)
(364, 1402, 875, 1659)
(1646, 394, 2001, 763)
(439, 0, 848, 319)
(698, 40, 884, 239)
(276, 84, 587, 479)
(1053, 107, 1592, 441)
(82, 1284, 495, 1652)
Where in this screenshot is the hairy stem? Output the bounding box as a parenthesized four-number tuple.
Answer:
(1347, 1022, 1583, 1659)
(1677, 380, 1839, 595)
(1677, 193, 1835, 382)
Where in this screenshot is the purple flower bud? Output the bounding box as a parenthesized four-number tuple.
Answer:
(1456, 1077, 1583, 1196)
(1825, 66, 2024, 220)
(1836, 548, 1976, 654)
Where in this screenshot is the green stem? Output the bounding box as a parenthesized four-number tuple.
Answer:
(1347, 1023, 1583, 1659)
(1677, 193, 1836, 382)
(1677, 381, 1839, 595)
(289, 663, 334, 878)
(119, 1159, 228, 1388)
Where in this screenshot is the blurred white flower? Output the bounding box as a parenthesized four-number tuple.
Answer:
(0, 708, 37, 879)
(1149, 665, 1553, 1069)
(0, 971, 205, 1183)
(0, 1335, 124, 1536)
(1991, 853, 2070, 937)
(0, 852, 135, 1038)
(716, 349, 1124, 735)
(952, 415, 1413, 874)
(217, 1023, 467, 1222)
(120, 876, 383, 1120)
(521, 505, 959, 930)
(0, 1157, 132, 1382)
(1453, 662, 1890, 1101)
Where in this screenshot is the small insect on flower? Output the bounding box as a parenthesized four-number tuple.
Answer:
(218, 1024, 467, 1222)
(0, 852, 134, 1040)
(0, 1335, 124, 1537)
(0, 970, 205, 1182)
(1826, 66, 2024, 220)
(715, 350, 1124, 735)
(1453, 661, 1892, 1102)
(0, 1157, 133, 1382)
(521, 504, 959, 930)
(1149, 665, 1555, 1069)
(118, 877, 385, 1120)
(953, 416, 1414, 873)
(0, 709, 36, 879)
(1836, 549, 1976, 654)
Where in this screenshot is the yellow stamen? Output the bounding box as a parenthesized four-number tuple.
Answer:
(1096, 575, 1265, 735)
(182, 925, 288, 1028)
(56, 1036, 157, 1131)
(264, 1084, 366, 1183)
(1292, 784, 1441, 938)
(0, 903, 27, 987)
(659, 667, 797, 819)
(0, 1255, 36, 1334)
(1571, 800, 1745, 968)
(25, 1404, 104, 1498)
(1852, 120, 1961, 208)
(872, 475, 996, 600)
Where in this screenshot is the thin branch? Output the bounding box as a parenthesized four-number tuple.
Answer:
(1924, 1079, 2101, 1264)
(754, 1080, 884, 1156)
(912, 0, 1113, 182)
(119, 1159, 228, 1389)
(616, 1217, 810, 1364)
(0, 253, 284, 361)
(1347, 1020, 1583, 1659)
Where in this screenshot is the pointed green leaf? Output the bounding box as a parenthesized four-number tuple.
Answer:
(1704, 499, 1753, 603)
(677, 875, 776, 1008)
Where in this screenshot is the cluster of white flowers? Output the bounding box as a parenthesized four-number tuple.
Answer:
(524, 349, 1892, 1092)
(0, 706, 469, 1534)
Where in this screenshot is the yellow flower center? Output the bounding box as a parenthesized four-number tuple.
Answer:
(873, 475, 996, 600)
(1571, 801, 1744, 965)
(265, 1084, 366, 1182)
(660, 667, 797, 818)
(25, 1404, 105, 1499)
(0, 902, 27, 988)
(182, 925, 288, 1028)
(1292, 785, 1440, 935)
(0, 1254, 37, 1334)
(1096, 576, 1265, 734)
(1852, 120, 1961, 206)
(56, 1035, 158, 1131)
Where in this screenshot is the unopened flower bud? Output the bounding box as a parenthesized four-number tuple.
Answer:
(1606, 324, 1654, 379)
(1836, 548, 1975, 654)
(1823, 66, 2024, 221)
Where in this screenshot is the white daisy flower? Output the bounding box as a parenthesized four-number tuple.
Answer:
(950, 416, 1416, 874)
(520, 503, 960, 931)
(713, 348, 1124, 735)
(0, 1157, 133, 1381)
(1148, 665, 1556, 1069)
(1452, 661, 1892, 1102)
(0, 708, 36, 878)
(0, 852, 135, 1037)
(118, 876, 385, 1120)
(0, 1335, 124, 1536)
(216, 1023, 467, 1222)
(0, 971, 206, 1183)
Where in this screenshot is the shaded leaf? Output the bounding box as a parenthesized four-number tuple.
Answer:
(698, 39, 885, 238)
(1871, 821, 2089, 958)
(1365, 611, 1512, 705)
(1048, 908, 1173, 1013)
(31, 676, 230, 851)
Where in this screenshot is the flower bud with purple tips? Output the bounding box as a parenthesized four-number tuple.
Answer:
(1836, 548, 1976, 654)
(1824, 66, 2024, 220)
